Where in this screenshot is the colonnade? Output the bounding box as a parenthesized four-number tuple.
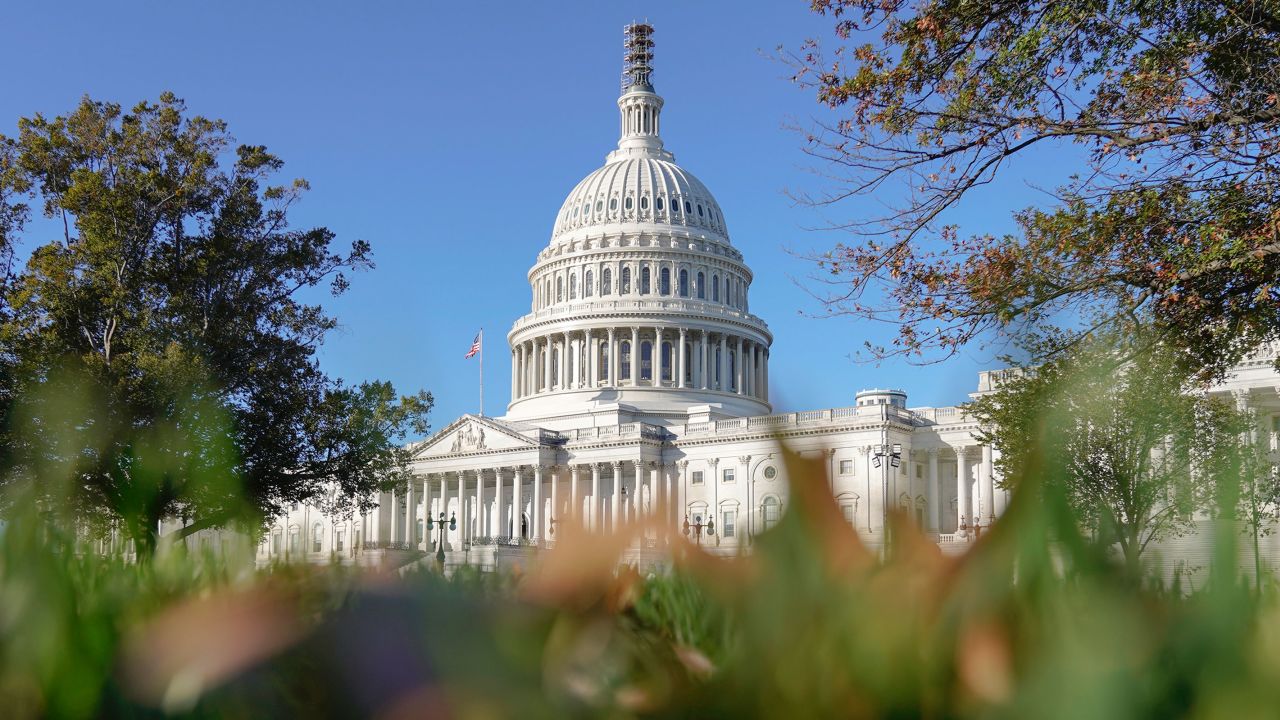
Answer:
(377, 461, 684, 550)
(533, 256, 746, 312)
(510, 326, 768, 402)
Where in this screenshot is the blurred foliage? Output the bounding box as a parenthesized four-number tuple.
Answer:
(5, 428, 1280, 718)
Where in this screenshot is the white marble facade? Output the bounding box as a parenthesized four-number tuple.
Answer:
(243, 26, 1280, 569)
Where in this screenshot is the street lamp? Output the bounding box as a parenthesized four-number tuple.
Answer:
(426, 511, 456, 566)
(683, 513, 714, 546)
(872, 443, 902, 552)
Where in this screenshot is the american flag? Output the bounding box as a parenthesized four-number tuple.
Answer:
(464, 331, 481, 359)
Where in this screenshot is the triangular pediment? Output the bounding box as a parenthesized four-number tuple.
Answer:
(411, 415, 539, 459)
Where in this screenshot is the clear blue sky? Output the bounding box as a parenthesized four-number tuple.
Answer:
(2, 1, 1065, 437)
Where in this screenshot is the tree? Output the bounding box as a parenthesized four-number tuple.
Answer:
(0, 94, 432, 553)
(790, 0, 1280, 378)
(968, 338, 1247, 574)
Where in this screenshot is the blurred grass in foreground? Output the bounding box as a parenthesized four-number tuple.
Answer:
(4, 440, 1280, 717)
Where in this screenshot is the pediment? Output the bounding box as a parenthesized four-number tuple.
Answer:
(411, 415, 538, 459)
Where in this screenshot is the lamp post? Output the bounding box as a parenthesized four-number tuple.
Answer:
(871, 443, 902, 552)
(683, 513, 714, 546)
(426, 511, 456, 566)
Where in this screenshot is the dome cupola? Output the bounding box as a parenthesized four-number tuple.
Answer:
(506, 24, 772, 425)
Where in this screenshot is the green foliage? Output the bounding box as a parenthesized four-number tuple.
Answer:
(0, 94, 432, 549)
(793, 0, 1280, 375)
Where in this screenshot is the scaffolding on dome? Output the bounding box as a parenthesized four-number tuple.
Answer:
(622, 22, 655, 91)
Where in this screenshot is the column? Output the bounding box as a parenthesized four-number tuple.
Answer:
(405, 477, 415, 549)
(632, 460, 647, 523)
(494, 468, 505, 539)
(928, 449, 940, 532)
(762, 350, 769, 402)
(655, 327, 665, 385)
(630, 327, 640, 387)
(955, 447, 971, 533)
(441, 472, 452, 550)
(514, 466, 524, 539)
(570, 464, 581, 522)
(981, 444, 995, 527)
(735, 337, 744, 394)
(678, 328, 688, 388)
(591, 463, 601, 531)
(550, 465, 560, 538)
(700, 331, 710, 390)
(678, 460, 689, 530)
(586, 330, 596, 387)
(560, 332, 570, 390)
(651, 462, 663, 519)
(611, 462, 623, 531)
(718, 334, 728, 391)
(607, 328, 617, 386)
(542, 338, 552, 393)
(533, 464, 544, 542)
(511, 348, 520, 400)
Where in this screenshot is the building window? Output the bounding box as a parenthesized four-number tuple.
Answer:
(841, 503, 855, 525)
(624, 196, 633, 210)
(660, 267, 671, 295)
(697, 204, 704, 216)
(288, 527, 300, 555)
(696, 271, 705, 299)
(557, 276, 564, 302)
(271, 529, 282, 555)
(312, 523, 323, 552)
(762, 497, 781, 529)
(622, 267, 632, 294)
(603, 268, 612, 295)
(679, 269, 689, 297)
(692, 471, 704, 485)
(723, 467, 735, 483)
(763, 466, 777, 480)
(640, 196, 649, 210)
(840, 460, 853, 475)
(335, 529, 345, 552)
(685, 201, 692, 213)
(641, 266, 651, 294)
(552, 348, 561, 386)
(684, 343, 694, 383)
(640, 341, 653, 381)
(621, 342, 632, 380)
(585, 270, 593, 297)
(595, 200, 603, 212)
(712, 274, 720, 302)
(598, 343, 609, 381)
(609, 197, 617, 211)
(569, 273, 578, 299)
(722, 509, 736, 538)
(657, 196, 665, 211)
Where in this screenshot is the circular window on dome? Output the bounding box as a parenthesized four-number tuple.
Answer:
(697, 204, 704, 217)
(595, 200, 603, 212)
(640, 196, 649, 210)
(684, 201, 692, 213)
(764, 466, 777, 480)
(656, 197, 665, 211)
(582, 203, 589, 216)
(609, 198, 617, 211)
(573, 206, 579, 218)
(625, 197, 633, 210)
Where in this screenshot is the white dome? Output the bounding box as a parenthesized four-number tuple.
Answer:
(552, 156, 729, 242)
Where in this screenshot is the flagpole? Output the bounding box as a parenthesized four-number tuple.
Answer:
(478, 328, 484, 417)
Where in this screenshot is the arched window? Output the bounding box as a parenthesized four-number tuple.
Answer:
(595, 200, 603, 212)
(684, 201, 692, 214)
(679, 269, 689, 297)
(598, 342, 609, 381)
(584, 269, 593, 297)
(684, 342, 694, 382)
(609, 198, 617, 211)
(312, 523, 323, 552)
(620, 341, 632, 380)
(712, 274, 720, 302)
(641, 266, 651, 295)
(552, 348, 561, 387)
(714, 347, 722, 387)
(640, 341, 653, 381)
(659, 267, 671, 295)
(624, 197, 633, 211)
(729, 350, 737, 391)
(621, 267, 632, 294)
(725, 277, 731, 305)
(569, 273, 578, 300)
(656, 196, 665, 212)
(697, 204, 704, 217)
(640, 196, 649, 211)
(696, 271, 705, 299)
(602, 268, 612, 295)
(661, 342, 673, 381)
(762, 497, 781, 530)
(556, 276, 564, 302)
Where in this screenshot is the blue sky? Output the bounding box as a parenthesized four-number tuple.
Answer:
(2, 2, 1069, 436)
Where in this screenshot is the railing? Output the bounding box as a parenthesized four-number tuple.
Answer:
(509, 298, 768, 334)
(679, 403, 971, 437)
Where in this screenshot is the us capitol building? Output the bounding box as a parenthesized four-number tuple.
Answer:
(245, 25, 1280, 572)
